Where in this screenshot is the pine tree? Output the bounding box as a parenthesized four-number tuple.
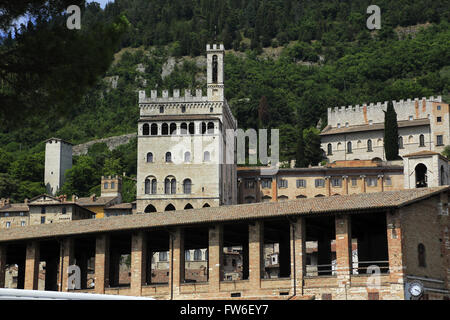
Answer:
(257, 96, 270, 128)
(384, 101, 400, 160)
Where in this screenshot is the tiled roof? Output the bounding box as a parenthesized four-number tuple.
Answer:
(76, 196, 118, 206)
(0, 187, 447, 242)
(104, 203, 133, 210)
(0, 203, 29, 212)
(320, 119, 430, 136)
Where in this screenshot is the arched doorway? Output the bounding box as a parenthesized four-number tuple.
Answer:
(184, 203, 193, 210)
(415, 163, 428, 188)
(165, 204, 176, 211)
(144, 204, 157, 213)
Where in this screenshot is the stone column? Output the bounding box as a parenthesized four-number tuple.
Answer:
(290, 218, 306, 296)
(95, 234, 110, 294)
(60, 238, 74, 292)
(169, 228, 184, 299)
(378, 174, 384, 192)
(131, 231, 147, 296)
(208, 225, 223, 292)
(249, 221, 264, 288)
(335, 215, 352, 299)
(325, 176, 331, 196)
(360, 175, 366, 193)
(256, 178, 261, 203)
(0, 244, 6, 288)
(343, 176, 349, 195)
(24, 241, 40, 290)
(386, 209, 405, 299)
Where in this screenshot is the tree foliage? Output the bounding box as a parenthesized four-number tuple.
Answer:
(384, 101, 400, 160)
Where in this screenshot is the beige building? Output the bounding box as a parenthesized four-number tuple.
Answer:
(0, 199, 29, 229)
(321, 96, 449, 162)
(136, 44, 237, 213)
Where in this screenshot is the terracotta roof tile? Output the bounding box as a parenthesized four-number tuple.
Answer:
(0, 187, 447, 242)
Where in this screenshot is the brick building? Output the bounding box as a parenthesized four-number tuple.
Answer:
(0, 187, 448, 300)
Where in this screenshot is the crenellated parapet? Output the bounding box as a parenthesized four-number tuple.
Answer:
(138, 89, 208, 104)
(327, 96, 444, 127)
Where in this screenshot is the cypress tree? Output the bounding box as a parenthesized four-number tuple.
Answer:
(295, 128, 308, 168)
(384, 101, 400, 160)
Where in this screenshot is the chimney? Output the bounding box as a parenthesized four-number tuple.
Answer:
(90, 194, 96, 201)
(24, 198, 28, 205)
(72, 194, 77, 202)
(5, 198, 10, 205)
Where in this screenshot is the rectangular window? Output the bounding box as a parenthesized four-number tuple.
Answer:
(296, 179, 306, 188)
(111, 182, 115, 189)
(104, 183, 108, 189)
(261, 179, 272, 189)
(385, 176, 392, 186)
(4, 212, 9, 217)
(437, 135, 443, 146)
(351, 177, 358, 187)
(21, 221, 26, 227)
(437, 116, 442, 123)
(278, 179, 288, 188)
(315, 179, 325, 188)
(41, 216, 45, 224)
(367, 177, 378, 187)
(331, 178, 342, 187)
(6, 222, 11, 228)
(245, 180, 255, 189)
(41, 206, 46, 214)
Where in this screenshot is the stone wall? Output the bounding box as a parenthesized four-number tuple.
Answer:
(72, 133, 137, 156)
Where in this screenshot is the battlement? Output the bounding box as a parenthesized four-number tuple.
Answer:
(328, 96, 443, 115)
(206, 43, 225, 51)
(327, 96, 444, 128)
(138, 89, 208, 104)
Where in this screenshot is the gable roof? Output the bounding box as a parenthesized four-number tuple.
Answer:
(76, 196, 119, 207)
(0, 187, 447, 242)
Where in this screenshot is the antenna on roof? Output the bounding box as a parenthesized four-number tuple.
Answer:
(214, 25, 217, 42)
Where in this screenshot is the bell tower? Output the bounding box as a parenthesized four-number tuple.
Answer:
(206, 44, 224, 101)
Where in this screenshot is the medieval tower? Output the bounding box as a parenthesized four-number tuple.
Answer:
(44, 138, 73, 195)
(136, 44, 237, 213)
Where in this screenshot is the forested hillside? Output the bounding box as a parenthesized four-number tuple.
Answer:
(0, 0, 449, 202)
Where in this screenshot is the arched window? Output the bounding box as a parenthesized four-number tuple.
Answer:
(184, 151, 191, 162)
(165, 178, 171, 194)
(207, 122, 214, 134)
(204, 151, 210, 162)
(165, 204, 176, 211)
(194, 249, 202, 261)
(203, 203, 210, 208)
(418, 243, 426, 267)
(327, 143, 332, 155)
(244, 196, 255, 203)
(151, 123, 158, 135)
(212, 55, 218, 83)
(145, 177, 157, 194)
(143, 123, 149, 135)
(201, 122, 207, 134)
(419, 134, 425, 147)
(170, 123, 177, 135)
(146, 152, 153, 163)
(144, 204, 157, 213)
(185, 250, 191, 261)
(367, 139, 372, 152)
(180, 123, 188, 134)
(184, 203, 193, 210)
(183, 179, 192, 194)
(262, 195, 271, 203)
(162, 123, 168, 135)
(296, 195, 307, 198)
(315, 194, 325, 197)
(171, 179, 176, 194)
(189, 123, 195, 134)
(347, 141, 352, 153)
(165, 152, 172, 162)
(159, 251, 168, 261)
(398, 136, 404, 149)
(145, 178, 151, 194)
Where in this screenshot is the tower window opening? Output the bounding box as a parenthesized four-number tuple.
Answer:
(212, 55, 218, 83)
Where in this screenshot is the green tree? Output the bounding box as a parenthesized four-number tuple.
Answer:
(294, 128, 308, 168)
(303, 127, 323, 166)
(384, 101, 400, 160)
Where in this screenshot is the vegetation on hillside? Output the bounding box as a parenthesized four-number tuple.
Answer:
(0, 0, 449, 201)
